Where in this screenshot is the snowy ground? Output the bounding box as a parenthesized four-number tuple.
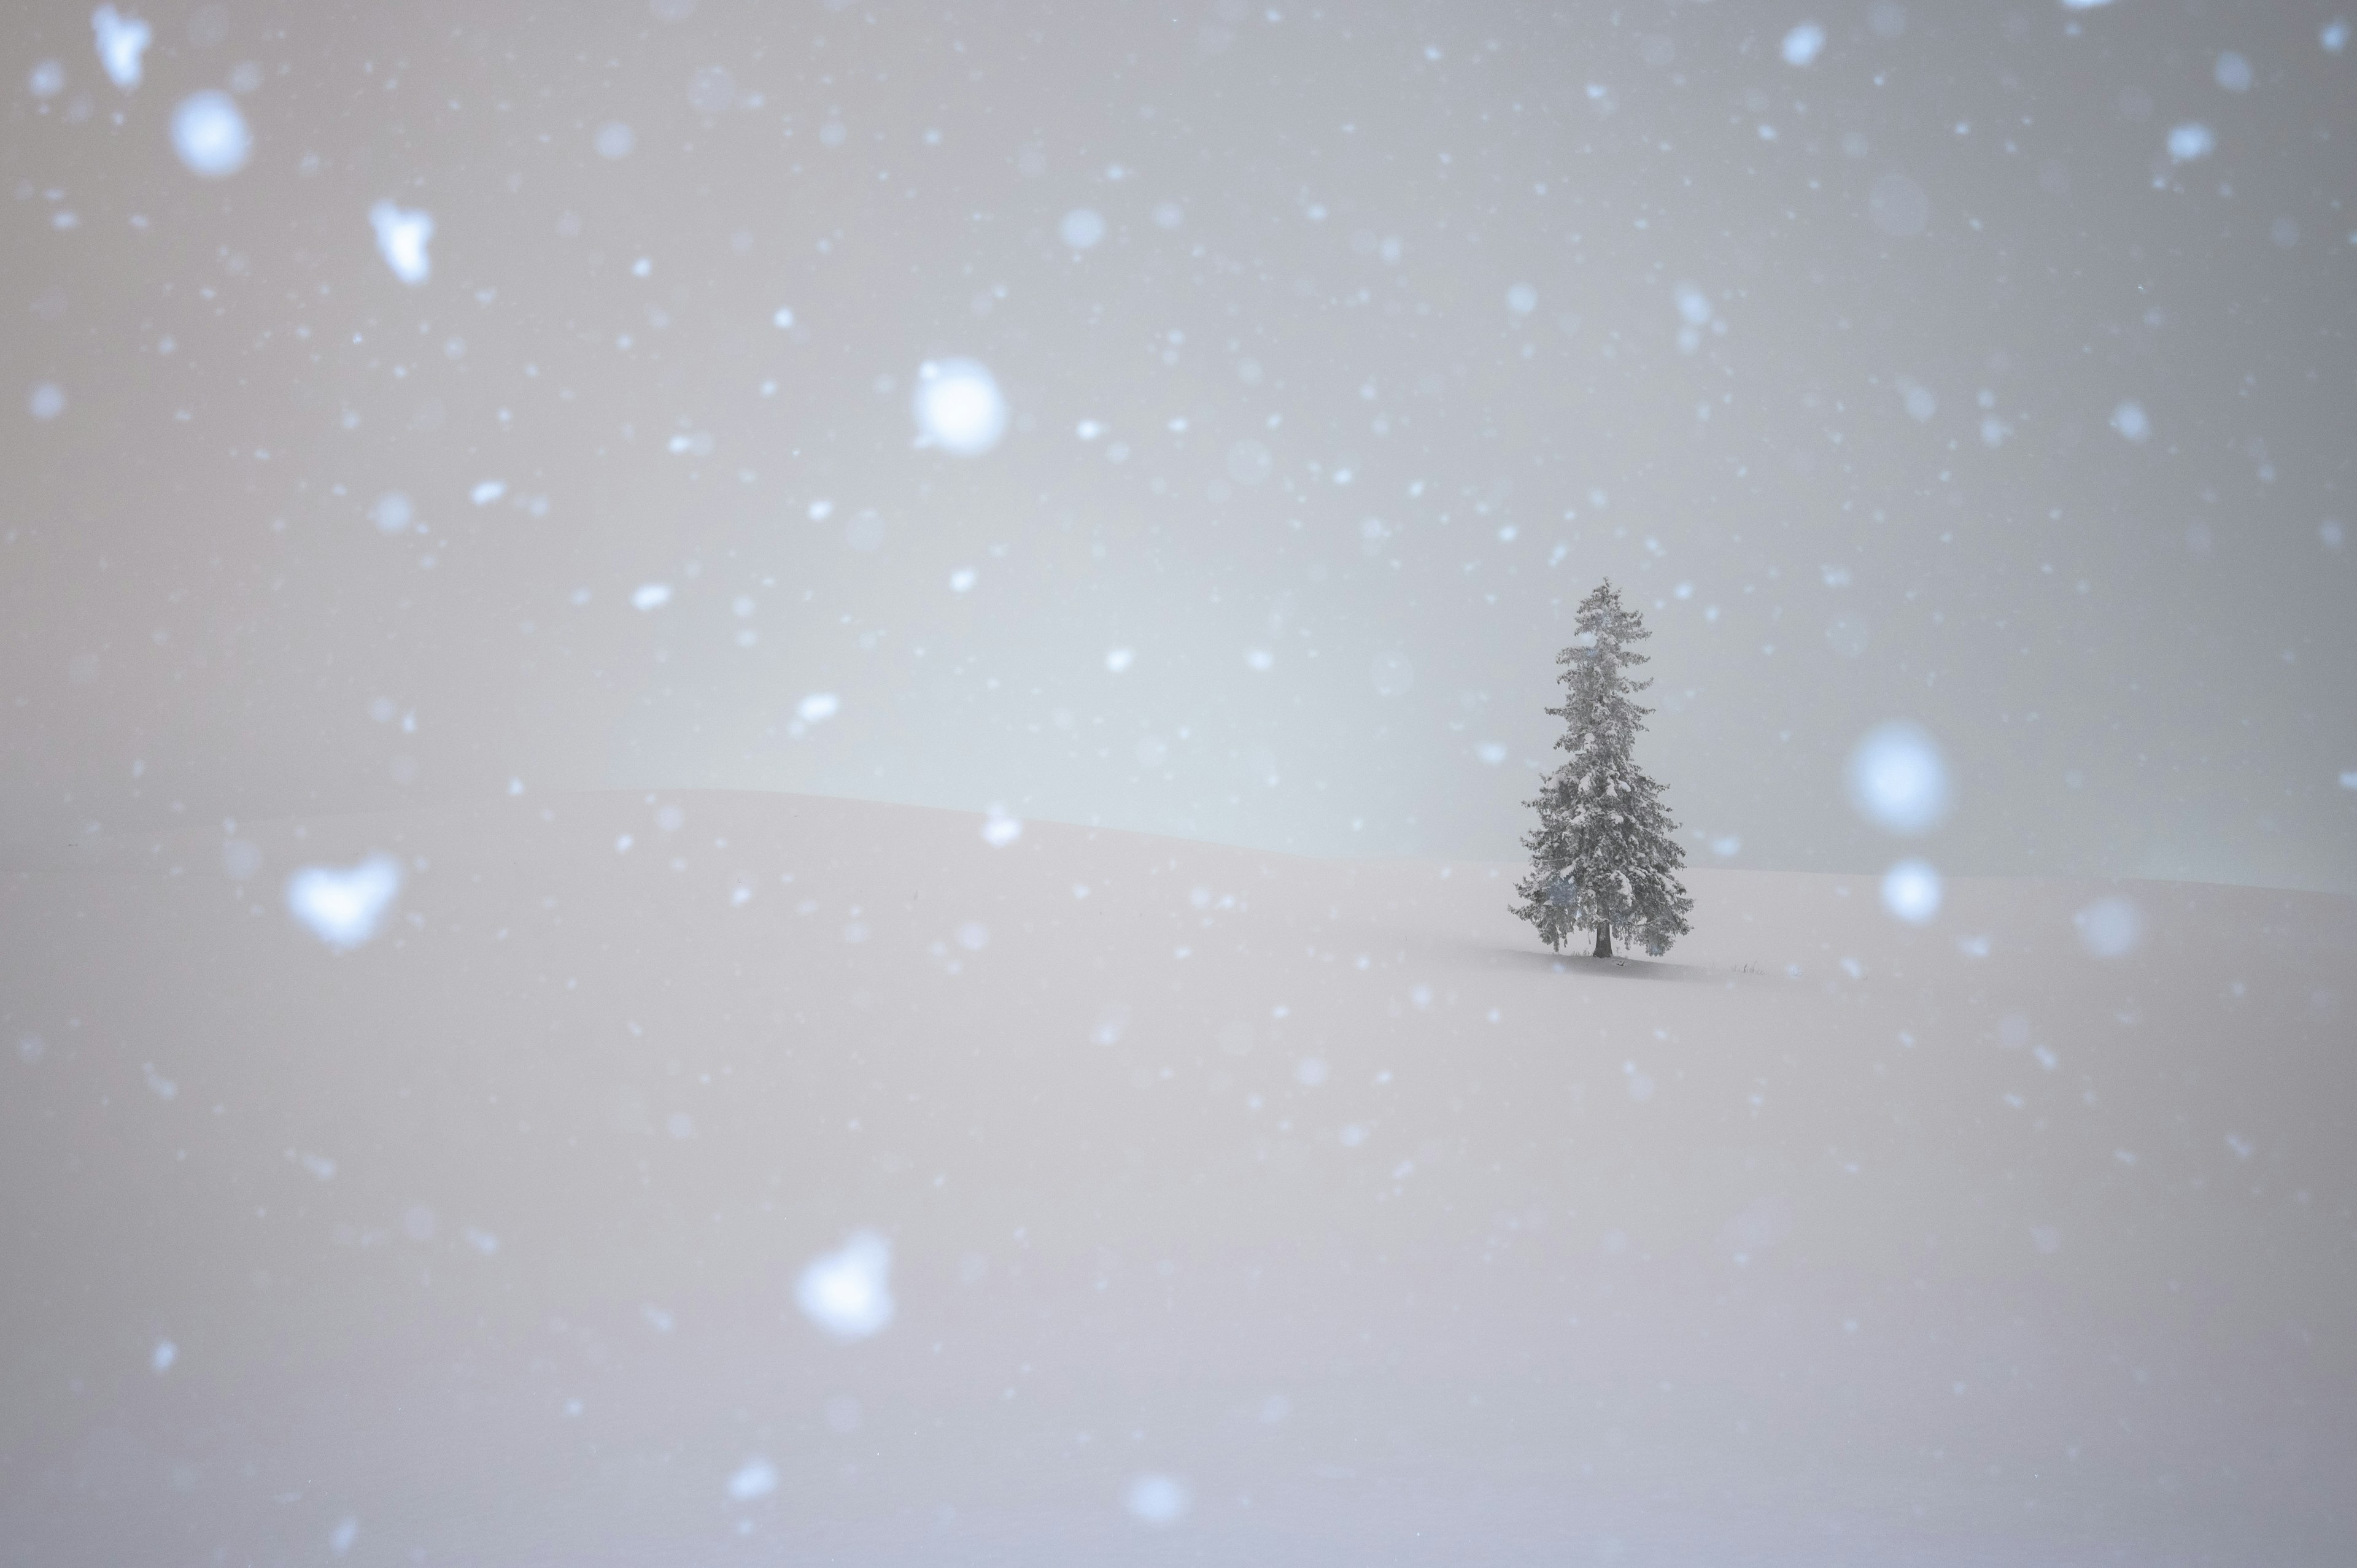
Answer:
(3, 792, 2352, 1564)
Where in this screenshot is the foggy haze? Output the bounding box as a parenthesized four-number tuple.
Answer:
(6, 2, 2357, 1564)
(4, 0, 2351, 888)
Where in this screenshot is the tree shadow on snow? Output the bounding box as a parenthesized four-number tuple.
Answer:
(1527, 951, 1722, 984)
(1438, 938, 1729, 984)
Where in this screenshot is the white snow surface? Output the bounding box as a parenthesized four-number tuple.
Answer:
(5, 792, 2352, 1561)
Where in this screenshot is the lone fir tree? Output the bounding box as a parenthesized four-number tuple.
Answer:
(1513, 581, 1694, 957)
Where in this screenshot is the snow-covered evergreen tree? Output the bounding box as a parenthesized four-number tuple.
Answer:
(1513, 580, 1694, 957)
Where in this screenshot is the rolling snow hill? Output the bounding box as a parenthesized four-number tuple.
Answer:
(3, 791, 2351, 1564)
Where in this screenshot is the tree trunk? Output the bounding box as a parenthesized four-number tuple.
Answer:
(1593, 924, 1613, 958)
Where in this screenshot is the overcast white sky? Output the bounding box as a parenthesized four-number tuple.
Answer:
(4, 0, 2353, 890)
